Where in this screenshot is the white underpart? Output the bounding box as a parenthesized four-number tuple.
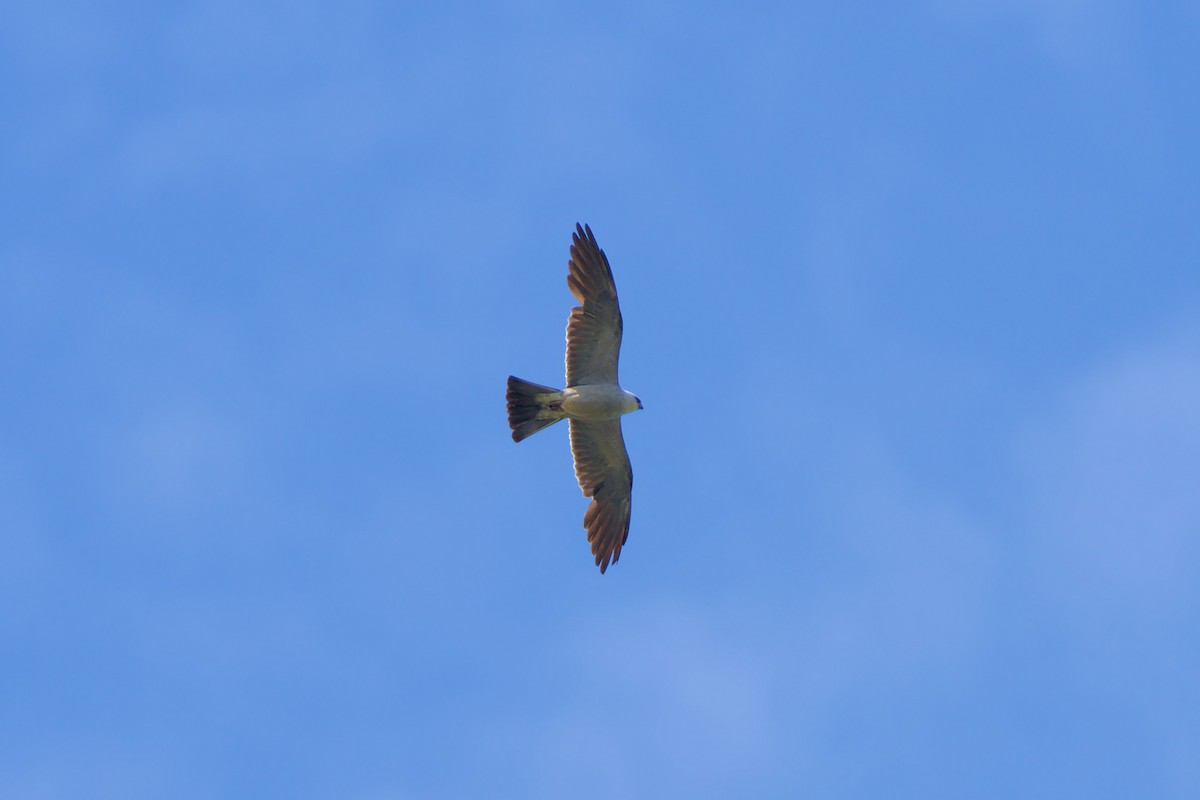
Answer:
(561, 385, 640, 420)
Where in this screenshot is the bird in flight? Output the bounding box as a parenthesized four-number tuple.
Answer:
(507, 224, 643, 573)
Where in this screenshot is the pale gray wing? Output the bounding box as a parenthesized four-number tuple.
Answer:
(565, 223, 623, 388)
(569, 419, 633, 574)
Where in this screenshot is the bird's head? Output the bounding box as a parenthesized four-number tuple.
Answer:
(621, 390, 643, 414)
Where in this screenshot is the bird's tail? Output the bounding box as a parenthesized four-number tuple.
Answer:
(506, 376, 565, 442)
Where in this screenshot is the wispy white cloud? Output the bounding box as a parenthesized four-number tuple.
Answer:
(521, 602, 772, 798)
(0, 744, 171, 800)
(929, 0, 1131, 66)
(1007, 317, 1200, 797)
(1017, 318, 1200, 620)
(106, 403, 247, 515)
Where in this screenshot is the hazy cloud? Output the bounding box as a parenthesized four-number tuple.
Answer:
(930, 0, 1130, 65)
(1018, 321, 1200, 620)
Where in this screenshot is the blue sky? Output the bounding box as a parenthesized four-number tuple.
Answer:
(3, 1, 1199, 797)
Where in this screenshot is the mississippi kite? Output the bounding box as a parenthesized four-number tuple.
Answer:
(506, 224, 643, 573)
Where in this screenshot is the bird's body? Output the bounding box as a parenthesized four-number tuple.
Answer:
(560, 384, 641, 420)
(506, 224, 642, 573)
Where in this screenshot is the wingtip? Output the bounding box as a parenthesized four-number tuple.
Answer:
(573, 222, 597, 246)
(595, 546, 620, 574)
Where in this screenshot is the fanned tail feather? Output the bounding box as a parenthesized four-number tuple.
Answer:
(506, 376, 565, 442)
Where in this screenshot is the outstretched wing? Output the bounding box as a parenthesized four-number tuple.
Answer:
(565, 223, 623, 388)
(569, 419, 633, 574)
